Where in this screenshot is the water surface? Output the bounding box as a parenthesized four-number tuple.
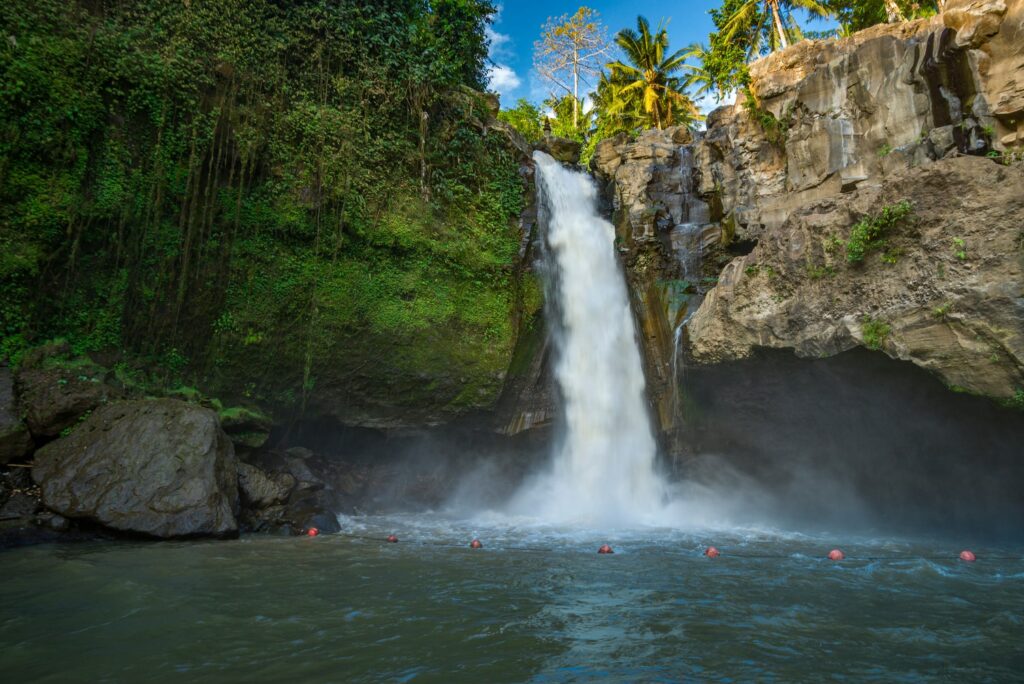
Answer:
(2, 515, 1022, 682)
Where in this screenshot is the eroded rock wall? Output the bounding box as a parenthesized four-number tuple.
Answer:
(686, 0, 1024, 403)
(701, 1, 1023, 243)
(595, 0, 1024, 413)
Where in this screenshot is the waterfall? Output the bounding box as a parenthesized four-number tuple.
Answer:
(511, 152, 665, 525)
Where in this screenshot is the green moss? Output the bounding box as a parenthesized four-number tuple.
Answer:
(1000, 389, 1024, 411)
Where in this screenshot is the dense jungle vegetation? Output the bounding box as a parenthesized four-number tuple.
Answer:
(0, 0, 533, 417)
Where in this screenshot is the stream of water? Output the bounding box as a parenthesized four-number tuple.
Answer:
(509, 152, 664, 526)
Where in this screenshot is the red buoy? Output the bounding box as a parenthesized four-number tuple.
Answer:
(598, 544, 614, 554)
(960, 550, 976, 562)
(828, 549, 845, 561)
(470, 539, 483, 549)
(306, 527, 319, 537)
(386, 534, 399, 543)
(705, 546, 720, 559)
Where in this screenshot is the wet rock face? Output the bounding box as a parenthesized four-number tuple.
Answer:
(237, 462, 295, 509)
(32, 399, 239, 538)
(689, 156, 1024, 399)
(590, 126, 717, 437)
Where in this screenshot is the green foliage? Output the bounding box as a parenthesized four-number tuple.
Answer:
(744, 91, 789, 147)
(844, 200, 913, 264)
(951, 237, 967, 261)
(822, 0, 941, 33)
(861, 316, 891, 350)
(498, 99, 545, 144)
(704, 0, 754, 98)
(1001, 389, 1024, 411)
(0, 0, 525, 414)
(878, 143, 893, 157)
(932, 302, 951, 318)
(603, 16, 700, 131)
(545, 95, 589, 142)
(805, 263, 835, 279)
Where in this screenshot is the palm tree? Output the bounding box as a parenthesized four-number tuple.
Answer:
(605, 16, 700, 130)
(681, 43, 715, 100)
(722, 0, 832, 55)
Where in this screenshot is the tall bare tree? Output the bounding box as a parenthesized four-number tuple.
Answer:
(534, 7, 610, 129)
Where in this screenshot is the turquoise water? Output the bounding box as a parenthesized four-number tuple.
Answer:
(1, 515, 1022, 682)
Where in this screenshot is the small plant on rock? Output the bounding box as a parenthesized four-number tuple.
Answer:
(951, 237, 967, 260)
(845, 201, 913, 264)
(861, 316, 891, 351)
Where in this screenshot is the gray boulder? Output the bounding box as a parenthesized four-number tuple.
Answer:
(33, 399, 239, 538)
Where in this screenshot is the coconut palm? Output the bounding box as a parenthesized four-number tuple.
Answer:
(723, 0, 833, 55)
(681, 43, 715, 100)
(604, 16, 700, 130)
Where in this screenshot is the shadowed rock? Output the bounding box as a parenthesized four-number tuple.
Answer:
(0, 368, 32, 464)
(15, 368, 120, 438)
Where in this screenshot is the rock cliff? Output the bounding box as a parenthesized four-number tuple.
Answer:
(593, 0, 1024, 420)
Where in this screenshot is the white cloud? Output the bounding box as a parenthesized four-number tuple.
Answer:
(486, 4, 513, 61)
(486, 26, 512, 59)
(488, 64, 522, 100)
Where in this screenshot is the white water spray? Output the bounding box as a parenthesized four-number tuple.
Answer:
(510, 152, 666, 525)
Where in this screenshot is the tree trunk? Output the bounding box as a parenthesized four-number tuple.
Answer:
(770, 1, 790, 50)
(884, 0, 906, 22)
(572, 46, 579, 130)
(419, 109, 429, 202)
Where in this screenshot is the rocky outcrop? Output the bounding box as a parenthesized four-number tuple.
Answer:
(591, 1, 1024, 413)
(682, 0, 1024, 402)
(537, 136, 583, 164)
(32, 399, 239, 538)
(237, 462, 295, 509)
(698, 0, 1023, 243)
(219, 406, 272, 449)
(689, 156, 1024, 398)
(591, 126, 719, 436)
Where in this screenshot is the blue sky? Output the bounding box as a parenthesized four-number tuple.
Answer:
(486, 1, 719, 107)
(485, 1, 833, 110)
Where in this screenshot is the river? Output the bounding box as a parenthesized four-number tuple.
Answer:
(2, 514, 1022, 682)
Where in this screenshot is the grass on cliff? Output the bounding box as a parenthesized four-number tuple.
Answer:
(845, 201, 914, 264)
(861, 316, 891, 351)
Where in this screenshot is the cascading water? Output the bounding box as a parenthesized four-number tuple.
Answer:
(510, 152, 666, 525)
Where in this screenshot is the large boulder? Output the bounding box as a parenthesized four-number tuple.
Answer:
(0, 368, 32, 463)
(32, 399, 239, 538)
